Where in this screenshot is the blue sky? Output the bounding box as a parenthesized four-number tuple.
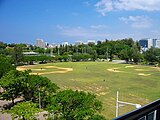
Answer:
(0, 0, 160, 45)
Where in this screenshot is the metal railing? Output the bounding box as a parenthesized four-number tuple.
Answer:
(113, 99, 160, 120)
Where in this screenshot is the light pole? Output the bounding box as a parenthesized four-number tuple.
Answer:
(116, 91, 119, 117)
(116, 91, 141, 117)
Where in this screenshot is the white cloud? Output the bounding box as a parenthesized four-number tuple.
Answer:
(56, 24, 160, 41)
(90, 25, 108, 29)
(56, 25, 109, 39)
(95, 0, 160, 16)
(120, 16, 152, 28)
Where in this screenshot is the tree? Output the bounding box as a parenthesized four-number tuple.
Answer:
(23, 56, 36, 65)
(121, 38, 134, 47)
(0, 41, 7, 49)
(0, 70, 59, 107)
(57, 55, 69, 62)
(119, 48, 130, 63)
(131, 47, 142, 64)
(34, 47, 45, 54)
(4, 101, 40, 120)
(5, 47, 14, 56)
(37, 55, 50, 64)
(88, 42, 95, 47)
(22, 75, 59, 108)
(0, 70, 27, 104)
(89, 114, 106, 120)
(47, 89, 105, 120)
(91, 50, 98, 61)
(12, 45, 24, 66)
(0, 55, 15, 78)
(144, 47, 160, 64)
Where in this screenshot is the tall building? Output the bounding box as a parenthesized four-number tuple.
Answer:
(139, 39, 148, 48)
(147, 38, 152, 48)
(36, 39, 45, 48)
(156, 39, 160, 48)
(139, 38, 153, 48)
(139, 38, 160, 50)
(45, 42, 49, 48)
(152, 39, 157, 47)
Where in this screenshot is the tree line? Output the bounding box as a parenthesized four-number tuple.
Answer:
(0, 38, 160, 66)
(0, 55, 106, 120)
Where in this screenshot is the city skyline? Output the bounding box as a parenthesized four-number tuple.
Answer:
(1, 0, 160, 44)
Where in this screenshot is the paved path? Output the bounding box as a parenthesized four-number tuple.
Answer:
(112, 60, 126, 63)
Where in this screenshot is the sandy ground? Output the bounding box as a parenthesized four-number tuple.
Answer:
(125, 66, 135, 68)
(107, 67, 152, 76)
(107, 68, 123, 72)
(152, 67, 160, 71)
(135, 69, 146, 71)
(16, 67, 27, 71)
(138, 73, 151, 76)
(17, 65, 73, 75)
(33, 69, 46, 71)
(31, 67, 73, 75)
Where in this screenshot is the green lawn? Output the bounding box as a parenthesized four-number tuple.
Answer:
(23, 62, 160, 119)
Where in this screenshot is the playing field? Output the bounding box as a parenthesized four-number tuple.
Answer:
(17, 62, 160, 119)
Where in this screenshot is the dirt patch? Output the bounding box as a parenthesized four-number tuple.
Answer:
(33, 69, 46, 71)
(138, 73, 151, 76)
(70, 79, 77, 81)
(135, 69, 145, 71)
(16, 67, 27, 71)
(29, 73, 39, 75)
(17, 65, 73, 75)
(99, 92, 106, 96)
(152, 67, 160, 71)
(44, 66, 73, 71)
(31, 68, 73, 75)
(125, 66, 135, 68)
(16, 65, 35, 71)
(107, 68, 123, 72)
(44, 66, 57, 68)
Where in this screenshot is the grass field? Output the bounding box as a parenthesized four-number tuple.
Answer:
(17, 62, 160, 119)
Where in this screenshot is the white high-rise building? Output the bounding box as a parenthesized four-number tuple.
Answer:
(139, 38, 160, 49)
(147, 38, 153, 48)
(156, 39, 160, 48)
(36, 39, 45, 48)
